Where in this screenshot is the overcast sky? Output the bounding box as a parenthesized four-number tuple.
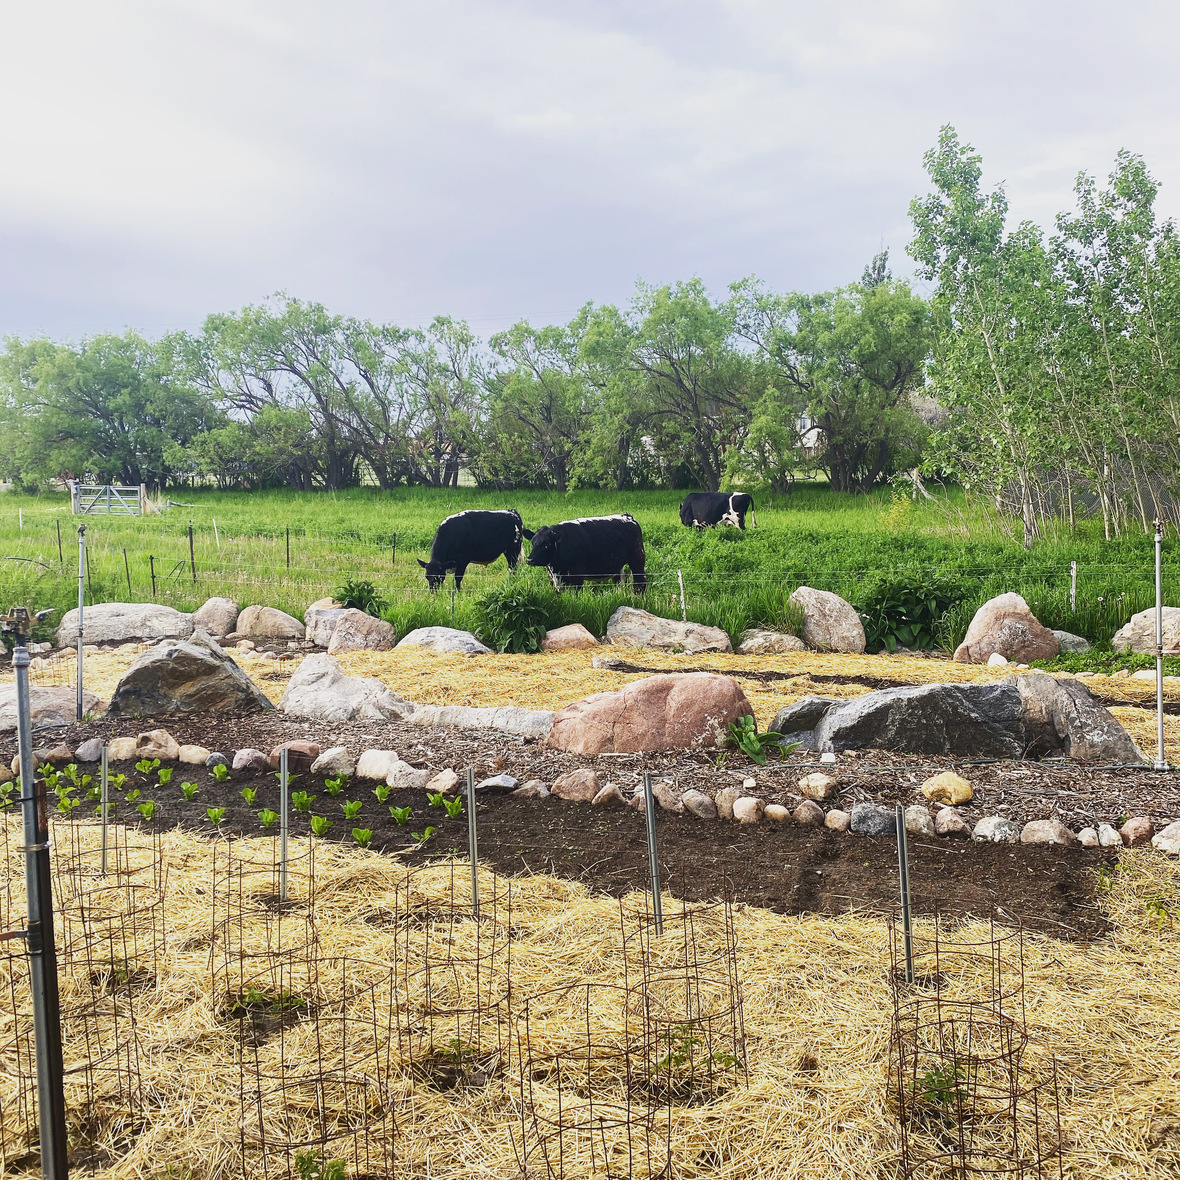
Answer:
(2, 0, 1178, 341)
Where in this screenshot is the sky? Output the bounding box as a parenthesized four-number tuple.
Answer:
(2, 0, 1179, 341)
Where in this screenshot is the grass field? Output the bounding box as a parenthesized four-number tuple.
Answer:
(0, 485, 1175, 651)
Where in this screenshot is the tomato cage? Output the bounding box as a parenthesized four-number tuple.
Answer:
(889, 917, 1064, 1180)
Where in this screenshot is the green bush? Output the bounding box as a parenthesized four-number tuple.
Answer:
(472, 577, 552, 653)
(333, 578, 389, 617)
(856, 571, 966, 653)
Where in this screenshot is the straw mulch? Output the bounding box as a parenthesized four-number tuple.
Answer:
(0, 818, 1177, 1178)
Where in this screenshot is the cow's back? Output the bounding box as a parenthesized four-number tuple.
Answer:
(430, 509, 522, 563)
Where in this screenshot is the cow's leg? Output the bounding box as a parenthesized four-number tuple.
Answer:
(506, 546, 519, 571)
(453, 563, 469, 592)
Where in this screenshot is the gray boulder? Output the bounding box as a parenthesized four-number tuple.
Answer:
(305, 599, 348, 647)
(973, 816, 1021, 843)
(1052, 629, 1092, 654)
(105, 630, 272, 717)
(57, 602, 193, 647)
(1011, 671, 1144, 763)
(788, 587, 866, 653)
(407, 704, 554, 739)
(326, 609, 396, 654)
(396, 627, 491, 655)
(770, 697, 840, 735)
(192, 597, 239, 638)
(279, 653, 415, 722)
(850, 802, 896, 836)
(237, 605, 305, 641)
(74, 738, 105, 762)
(606, 607, 732, 654)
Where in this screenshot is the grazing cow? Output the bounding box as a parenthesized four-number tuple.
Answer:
(523, 514, 647, 592)
(418, 509, 524, 592)
(679, 491, 757, 530)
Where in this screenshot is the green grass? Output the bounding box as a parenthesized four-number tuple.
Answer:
(0, 484, 1175, 651)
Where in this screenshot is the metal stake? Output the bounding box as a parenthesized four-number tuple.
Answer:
(642, 772, 663, 935)
(677, 569, 687, 622)
(101, 745, 109, 876)
(76, 525, 86, 721)
(188, 521, 196, 583)
(149, 554, 157, 598)
(467, 767, 479, 918)
(895, 804, 914, 984)
(13, 638, 69, 1177)
(1154, 520, 1168, 771)
(279, 747, 289, 901)
(123, 547, 132, 595)
(1070, 560, 1077, 614)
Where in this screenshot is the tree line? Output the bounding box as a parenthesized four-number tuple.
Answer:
(3, 127, 1178, 537)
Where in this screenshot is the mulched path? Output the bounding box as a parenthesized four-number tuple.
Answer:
(10, 708, 1171, 942)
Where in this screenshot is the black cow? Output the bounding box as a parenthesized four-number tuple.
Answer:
(679, 491, 757, 530)
(523, 514, 647, 592)
(418, 509, 524, 591)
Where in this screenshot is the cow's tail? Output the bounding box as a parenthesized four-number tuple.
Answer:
(750, 500, 757, 529)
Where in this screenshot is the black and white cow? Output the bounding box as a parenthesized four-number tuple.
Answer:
(523, 514, 647, 592)
(418, 509, 525, 591)
(679, 491, 757, 530)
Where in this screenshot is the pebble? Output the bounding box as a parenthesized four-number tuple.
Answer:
(512, 781, 548, 799)
(205, 752, 228, 769)
(233, 748, 270, 772)
(732, 797, 764, 824)
(819, 752, 837, 764)
(1151, 821, 1180, 854)
(973, 815, 1021, 843)
(792, 800, 825, 827)
(743, 778, 756, 791)
(179, 744, 212, 766)
(1020, 818, 1076, 845)
(551, 769, 599, 802)
(987, 652, 1009, 667)
(681, 789, 718, 820)
(1120, 816, 1154, 847)
(714, 786, 740, 821)
(74, 738, 105, 762)
(1097, 823, 1123, 848)
(921, 771, 973, 806)
(797, 772, 837, 801)
(935, 807, 972, 839)
(824, 808, 851, 831)
(237, 639, 256, 651)
(1077, 826, 1099, 847)
(591, 783, 625, 807)
(904, 805, 936, 838)
(764, 802, 790, 825)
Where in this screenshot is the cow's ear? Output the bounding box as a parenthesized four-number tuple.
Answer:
(522, 528, 535, 541)
(417, 558, 428, 569)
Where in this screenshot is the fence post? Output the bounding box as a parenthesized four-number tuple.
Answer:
(188, 521, 196, 584)
(279, 747, 289, 902)
(467, 767, 479, 918)
(642, 771, 663, 935)
(139, 484, 147, 516)
(69, 479, 79, 515)
(149, 555, 157, 599)
(677, 569, 687, 622)
(392, 532, 397, 568)
(895, 804, 914, 984)
(56, 520, 63, 570)
(1070, 561, 1077, 614)
(1154, 521, 1168, 771)
(76, 526, 86, 722)
(123, 548, 132, 596)
(286, 526, 290, 571)
(212, 518, 220, 549)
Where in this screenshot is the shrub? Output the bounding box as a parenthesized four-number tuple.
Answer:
(333, 578, 389, 617)
(857, 571, 966, 653)
(472, 577, 552, 653)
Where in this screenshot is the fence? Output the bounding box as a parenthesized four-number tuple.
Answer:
(68, 484, 149, 518)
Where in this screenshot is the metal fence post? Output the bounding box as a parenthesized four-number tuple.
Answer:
(101, 745, 109, 876)
(76, 525, 86, 721)
(1154, 521, 1168, 771)
(895, 804, 914, 984)
(279, 748, 289, 901)
(642, 771, 663, 935)
(467, 768, 479, 918)
(188, 521, 196, 583)
(1070, 560, 1077, 614)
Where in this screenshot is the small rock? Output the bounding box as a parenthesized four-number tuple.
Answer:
(205, 752, 228, 769)
(326, 609, 397, 655)
(233, 748, 270, 772)
(935, 807, 972, 838)
(512, 782, 549, 799)
(591, 783, 625, 807)
(1077, 827, 1099, 847)
(797, 772, 837, 801)
(904, 805, 936, 837)
(1150, 821, 1180, 854)
(850, 802, 896, 836)
(135, 729, 180, 761)
(387, 760, 430, 789)
(987, 652, 1009, 667)
(1132, 669, 1157, 681)
(764, 802, 791, 825)
(1120, 816, 1154, 847)
(921, 772, 974, 806)
(973, 816, 1021, 843)
(476, 773, 519, 793)
(106, 736, 139, 761)
(824, 808, 851, 831)
(541, 624, 599, 651)
(591, 656, 627, 670)
(310, 747, 354, 777)
(819, 752, 837, 764)
(1111, 669, 1131, 679)
(74, 738, 105, 762)
(628, 792, 646, 813)
(237, 639, 256, 652)
(792, 800, 825, 827)
(1020, 818, 1076, 845)
(714, 786, 740, 820)
(1052, 629, 1092, 654)
(0, 766, 11, 785)
(237, 605, 305, 641)
(732, 796, 764, 824)
(743, 778, 756, 791)
(178, 744, 212, 765)
(1097, 823, 1122, 848)
(737, 629, 805, 655)
(652, 781, 684, 813)
(426, 768, 461, 794)
(681, 789, 718, 820)
(268, 740, 320, 774)
(356, 750, 400, 781)
(551, 769, 599, 803)
(396, 627, 491, 655)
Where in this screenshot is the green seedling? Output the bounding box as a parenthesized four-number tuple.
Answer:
(1095, 865, 1115, 892)
(916, 1061, 965, 1108)
(240, 786, 257, 805)
(211, 763, 230, 782)
(441, 795, 464, 819)
(38, 763, 60, 790)
(426, 790, 447, 809)
(135, 758, 160, 775)
(410, 826, 437, 845)
(137, 801, 156, 820)
(310, 815, 333, 837)
(275, 770, 300, 788)
(342, 799, 363, 821)
(293, 1150, 346, 1180)
(157, 767, 173, 787)
(258, 808, 279, 829)
(57, 794, 81, 816)
(1146, 896, 1171, 931)
(109, 772, 128, 792)
(181, 782, 199, 801)
(324, 774, 348, 796)
(207, 806, 226, 825)
(0, 782, 13, 809)
(61, 763, 80, 785)
(125, 788, 141, 803)
(728, 715, 797, 765)
(352, 827, 373, 849)
(291, 790, 315, 814)
(372, 784, 391, 803)
(389, 805, 412, 825)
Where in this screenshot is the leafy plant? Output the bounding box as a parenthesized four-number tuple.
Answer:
(0, 781, 13, 809)
(135, 758, 160, 775)
(333, 578, 389, 617)
(258, 808, 279, 829)
(342, 800, 363, 821)
(441, 795, 464, 819)
(389, 805, 412, 825)
(136, 800, 156, 820)
(352, 827, 373, 849)
(857, 571, 966, 653)
(206, 806, 226, 825)
(372, 783, 391, 803)
(426, 790, 446, 809)
(292, 791, 315, 814)
(181, 781, 199, 801)
(157, 767, 173, 787)
(39, 763, 60, 792)
(125, 788, 141, 803)
(56, 791, 81, 816)
(293, 1150, 346, 1180)
(1095, 865, 1115, 892)
(109, 772, 128, 793)
(728, 715, 796, 765)
(324, 774, 349, 796)
(915, 1061, 965, 1108)
(472, 578, 550, 653)
(211, 763, 230, 783)
(310, 815, 333, 837)
(240, 786, 257, 805)
(1146, 896, 1172, 931)
(410, 826, 437, 845)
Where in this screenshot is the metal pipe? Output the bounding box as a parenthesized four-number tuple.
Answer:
(895, 804, 914, 984)
(642, 772, 663, 935)
(101, 745, 109, 876)
(467, 767, 479, 918)
(279, 747, 289, 901)
(14, 640, 69, 1177)
(677, 569, 687, 622)
(76, 525, 86, 721)
(1155, 520, 1168, 771)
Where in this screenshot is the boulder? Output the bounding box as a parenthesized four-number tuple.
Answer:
(737, 629, 805, 655)
(205, 752, 227, 769)
(1052, 630, 1092, 654)
(0, 686, 104, 733)
(237, 605, 305, 641)
(1120, 816, 1154, 847)
(1077, 826, 1099, 847)
(551, 769, 599, 803)
(407, 705, 553, 740)
(476, 773, 518, 793)
(850, 802, 896, 836)
(797, 772, 837, 802)
(652, 781, 684, 814)
(56, 602, 193, 647)
(387, 760, 429, 789)
(12, 742, 74, 775)
(356, 750, 400, 781)
(310, 747, 354, 777)
(1011, 671, 1144, 763)
(606, 606, 732, 654)
(1020, 818, 1076, 845)
(280, 654, 415, 723)
(953, 594, 1058, 664)
(770, 698, 840, 738)
(1151, 821, 1180, 855)
(765, 802, 791, 825)
(681, 789, 718, 820)
(824, 808, 851, 831)
(541, 624, 599, 652)
(396, 627, 491, 655)
(233, 748, 269, 772)
(192, 598, 239, 638)
(921, 772, 974, 806)
(130, 729, 180, 761)
(327, 609, 396, 655)
(305, 600, 349, 647)
(792, 800, 825, 827)
(74, 738, 105, 762)
(934, 807, 972, 838)
(547, 672, 753, 754)
(732, 797, 764, 824)
(591, 783, 625, 807)
(268, 741, 321, 773)
(426, 769, 461, 794)
(714, 786, 740, 821)
(513, 781, 549, 799)
(788, 587, 866, 653)
(973, 816, 1021, 843)
(1111, 607, 1180, 655)
(106, 737, 139, 761)
(178, 744, 211, 765)
(904, 805, 936, 838)
(0, 766, 11, 785)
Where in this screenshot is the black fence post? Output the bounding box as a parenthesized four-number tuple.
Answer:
(188, 521, 196, 583)
(55, 519, 63, 570)
(286, 526, 290, 571)
(149, 555, 157, 598)
(123, 547, 132, 595)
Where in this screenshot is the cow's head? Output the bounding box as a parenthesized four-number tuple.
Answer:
(524, 526, 557, 568)
(417, 557, 447, 591)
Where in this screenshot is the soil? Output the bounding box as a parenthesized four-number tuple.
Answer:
(10, 709, 1166, 943)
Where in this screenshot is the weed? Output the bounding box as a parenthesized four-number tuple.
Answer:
(1095, 865, 1115, 892)
(472, 577, 550, 653)
(352, 827, 373, 848)
(729, 714, 796, 765)
(1145, 896, 1172, 931)
(310, 815, 332, 837)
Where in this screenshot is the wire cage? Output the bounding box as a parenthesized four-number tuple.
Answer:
(889, 916, 1064, 1179)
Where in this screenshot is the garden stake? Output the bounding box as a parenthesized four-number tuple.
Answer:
(391, 531, 396, 567)
(1154, 520, 1168, 770)
(188, 520, 196, 583)
(467, 767, 479, 917)
(212, 517, 219, 549)
(123, 547, 132, 595)
(76, 525, 86, 722)
(56, 519, 63, 569)
(677, 569, 687, 621)
(149, 554, 156, 598)
(1070, 560, 1077, 614)
(643, 771, 663, 935)
(101, 745, 109, 876)
(895, 803, 913, 984)
(279, 747, 289, 902)
(285, 526, 290, 570)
